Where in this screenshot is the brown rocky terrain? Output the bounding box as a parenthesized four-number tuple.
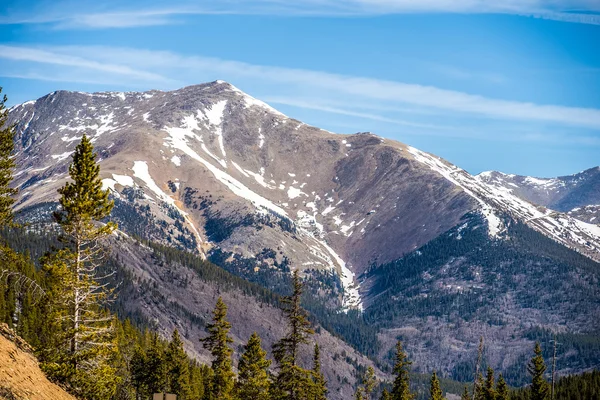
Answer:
(0, 324, 76, 400)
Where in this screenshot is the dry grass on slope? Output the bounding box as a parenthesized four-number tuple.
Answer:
(0, 324, 76, 400)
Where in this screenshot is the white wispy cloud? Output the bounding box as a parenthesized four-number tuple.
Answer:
(1, 0, 600, 28)
(0, 45, 170, 82)
(1, 44, 599, 131)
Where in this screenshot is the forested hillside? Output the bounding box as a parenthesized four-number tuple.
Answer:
(363, 212, 600, 386)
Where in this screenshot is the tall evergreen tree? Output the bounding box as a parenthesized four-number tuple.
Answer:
(391, 340, 414, 400)
(145, 333, 167, 396)
(131, 344, 149, 399)
(310, 343, 327, 400)
(201, 297, 235, 400)
(166, 329, 192, 400)
(41, 134, 118, 398)
(236, 332, 272, 400)
(429, 371, 443, 400)
(0, 87, 17, 226)
(483, 367, 496, 400)
(496, 374, 509, 400)
(272, 270, 315, 400)
(527, 342, 549, 400)
(363, 366, 377, 400)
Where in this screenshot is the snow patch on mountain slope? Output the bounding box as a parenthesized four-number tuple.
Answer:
(132, 161, 176, 206)
(204, 100, 228, 158)
(102, 174, 134, 191)
(408, 147, 600, 256)
(407, 146, 504, 237)
(319, 239, 362, 310)
(132, 161, 203, 246)
(163, 121, 288, 217)
(294, 210, 362, 310)
(224, 82, 287, 118)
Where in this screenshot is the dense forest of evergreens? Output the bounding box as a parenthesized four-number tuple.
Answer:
(1, 87, 599, 400)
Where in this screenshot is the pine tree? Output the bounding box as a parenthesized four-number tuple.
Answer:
(189, 361, 206, 400)
(474, 372, 485, 400)
(496, 374, 509, 400)
(145, 333, 167, 396)
(527, 342, 549, 400)
(0, 87, 17, 226)
(201, 297, 235, 400)
(380, 388, 391, 400)
(460, 386, 470, 400)
(272, 270, 315, 400)
(363, 366, 377, 400)
(236, 332, 271, 400)
(391, 340, 414, 400)
(483, 367, 496, 400)
(310, 343, 327, 400)
(131, 344, 149, 399)
(429, 371, 443, 400)
(166, 329, 192, 400)
(42, 134, 118, 398)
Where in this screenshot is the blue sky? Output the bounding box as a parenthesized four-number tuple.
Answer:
(1, 1, 600, 177)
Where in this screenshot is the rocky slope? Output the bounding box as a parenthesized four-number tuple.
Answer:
(477, 167, 600, 224)
(0, 324, 76, 400)
(8, 81, 600, 311)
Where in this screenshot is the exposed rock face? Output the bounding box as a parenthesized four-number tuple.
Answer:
(9, 82, 600, 310)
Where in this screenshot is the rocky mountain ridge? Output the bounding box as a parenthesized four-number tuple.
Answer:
(8, 81, 600, 310)
(476, 167, 600, 224)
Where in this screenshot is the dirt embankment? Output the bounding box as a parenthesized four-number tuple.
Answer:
(0, 324, 76, 400)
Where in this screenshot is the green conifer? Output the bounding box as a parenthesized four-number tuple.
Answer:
(166, 329, 192, 400)
(380, 388, 391, 400)
(236, 332, 272, 400)
(363, 366, 377, 400)
(201, 297, 235, 400)
(391, 340, 414, 400)
(272, 270, 315, 400)
(42, 134, 118, 398)
(527, 342, 549, 400)
(483, 367, 496, 400)
(310, 343, 327, 400)
(496, 374, 509, 400)
(474, 372, 485, 400)
(0, 87, 17, 226)
(429, 371, 443, 400)
(146, 333, 167, 395)
(460, 385, 470, 400)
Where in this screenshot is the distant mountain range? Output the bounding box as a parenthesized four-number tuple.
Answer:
(477, 168, 600, 224)
(7, 82, 600, 394)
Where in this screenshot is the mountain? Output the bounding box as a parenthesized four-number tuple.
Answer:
(8, 81, 600, 307)
(6, 81, 600, 387)
(477, 168, 600, 224)
(0, 323, 76, 400)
